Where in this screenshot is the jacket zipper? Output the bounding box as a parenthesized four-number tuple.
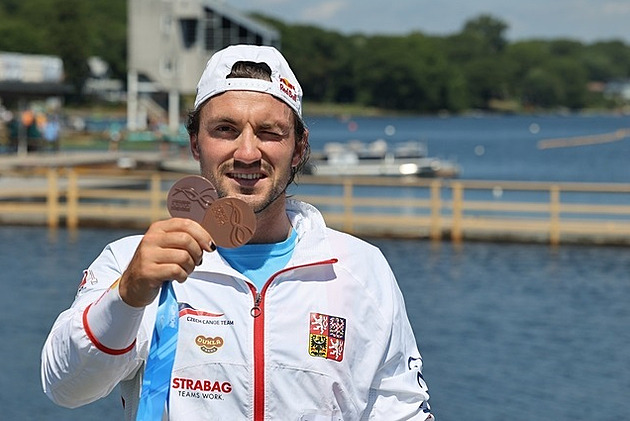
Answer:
(248, 258, 338, 421)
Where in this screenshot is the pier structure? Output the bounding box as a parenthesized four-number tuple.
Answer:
(1, 152, 630, 246)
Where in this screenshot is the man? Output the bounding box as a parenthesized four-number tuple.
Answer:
(41, 45, 433, 420)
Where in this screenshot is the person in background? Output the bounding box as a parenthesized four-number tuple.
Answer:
(41, 44, 433, 420)
(107, 121, 122, 151)
(43, 115, 60, 152)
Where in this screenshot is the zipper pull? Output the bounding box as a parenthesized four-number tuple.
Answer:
(250, 292, 262, 318)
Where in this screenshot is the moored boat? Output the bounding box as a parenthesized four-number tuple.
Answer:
(304, 140, 460, 178)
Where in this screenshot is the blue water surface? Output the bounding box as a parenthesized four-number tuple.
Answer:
(2, 226, 629, 421)
(306, 113, 630, 183)
(3, 113, 630, 420)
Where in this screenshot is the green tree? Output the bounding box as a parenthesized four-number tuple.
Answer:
(461, 14, 509, 54)
(521, 67, 563, 107)
(283, 25, 355, 104)
(254, 15, 359, 104)
(584, 41, 630, 80)
(1, 4, 630, 112)
(49, 0, 91, 100)
(463, 57, 512, 109)
(505, 41, 553, 105)
(546, 57, 588, 108)
(353, 34, 454, 112)
(0, 0, 52, 53)
(442, 15, 511, 109)
(580, 51, 617, 82)
(87, 0, 127, 79)
(548, 39, 584, 57)
(506, 41, 553, 80)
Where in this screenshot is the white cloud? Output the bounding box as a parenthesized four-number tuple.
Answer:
(301, 1, 349, 21)
(242, 0, 291, 4)
(603, 1, 630, 15)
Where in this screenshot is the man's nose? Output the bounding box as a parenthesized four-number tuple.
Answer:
(233, 129, 262, 164)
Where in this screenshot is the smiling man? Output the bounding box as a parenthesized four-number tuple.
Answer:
(41, 45, 433, 420)
(189, 63, 306, 242)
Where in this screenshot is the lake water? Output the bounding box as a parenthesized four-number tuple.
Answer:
(2, 113, 630, 420)
(305, 112, 630, 183)
(3, 226, 629, 421)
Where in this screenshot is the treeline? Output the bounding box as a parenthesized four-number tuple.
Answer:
(1, 0, 630, 112)
(267, 14, 630, 112)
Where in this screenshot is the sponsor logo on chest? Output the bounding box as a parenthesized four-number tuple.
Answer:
(195, 335, 224, 354)
(172, 377, 232, 400)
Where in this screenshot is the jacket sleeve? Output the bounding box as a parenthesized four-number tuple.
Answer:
(362, 271, 434, 420)
(41, 240, 149, 408)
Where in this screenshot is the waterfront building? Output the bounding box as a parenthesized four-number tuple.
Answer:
(127, 0, 280, 132)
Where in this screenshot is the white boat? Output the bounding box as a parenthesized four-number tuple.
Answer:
(305, 140, 460, 178)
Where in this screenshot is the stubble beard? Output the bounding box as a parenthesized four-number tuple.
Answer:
(201, 161, 290, 215)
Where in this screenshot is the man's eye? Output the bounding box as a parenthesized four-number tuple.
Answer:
(259, 131, 283, 141)
(212, 126, 238, 137)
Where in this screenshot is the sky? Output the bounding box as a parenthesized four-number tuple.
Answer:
(226, 0, 630, 44)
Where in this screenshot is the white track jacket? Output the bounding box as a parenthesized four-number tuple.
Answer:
(42, 200, 433, 420)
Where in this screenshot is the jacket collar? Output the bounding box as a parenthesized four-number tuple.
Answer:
(195, 199, 335, 275)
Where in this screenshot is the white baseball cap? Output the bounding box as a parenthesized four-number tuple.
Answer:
(194, 44, 303, 116)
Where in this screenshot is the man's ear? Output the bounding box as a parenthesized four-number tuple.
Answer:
(190, 134, 201, 161)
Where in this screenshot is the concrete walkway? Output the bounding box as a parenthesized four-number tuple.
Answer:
(0, 150, 166, 171)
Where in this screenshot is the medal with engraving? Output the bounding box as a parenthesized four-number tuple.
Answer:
(167, 175, 218, 222)
(168, 176, 256, 247)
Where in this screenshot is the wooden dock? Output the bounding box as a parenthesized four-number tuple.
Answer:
(1, 158, 630, 246)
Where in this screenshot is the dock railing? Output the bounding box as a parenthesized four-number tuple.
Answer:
(1, 168, 630, 246)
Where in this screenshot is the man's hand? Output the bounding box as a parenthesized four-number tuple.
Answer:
(119, 218, 214, 307)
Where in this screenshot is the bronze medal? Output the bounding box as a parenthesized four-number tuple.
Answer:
(167, 176, 256, 247)
(167, 175, 218, 223)
(202, 197, 256, 248)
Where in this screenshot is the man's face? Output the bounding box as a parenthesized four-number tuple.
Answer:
(191, 90, 303, 215)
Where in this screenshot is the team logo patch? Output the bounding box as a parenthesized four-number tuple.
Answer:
(76, 269, 97, 295)
(180, 303, 235, 326)
(179, 302, 224, 318)
(308, 312, 346, 362)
